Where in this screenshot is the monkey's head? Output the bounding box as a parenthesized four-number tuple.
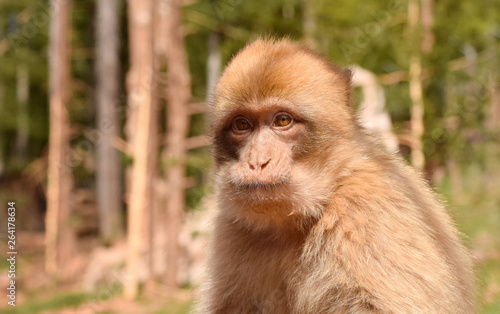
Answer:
(210, 39, 355, 230)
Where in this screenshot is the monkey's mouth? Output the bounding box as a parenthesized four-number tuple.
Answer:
(236, 177, 289, 188)
(240, 181, 285, 188)
(232, 180, 291, 200)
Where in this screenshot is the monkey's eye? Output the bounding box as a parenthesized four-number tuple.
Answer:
(274, 114, 292, 127)
(232, 117, 251, 132)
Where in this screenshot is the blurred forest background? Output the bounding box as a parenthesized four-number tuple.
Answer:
(0, 0, 499, 313)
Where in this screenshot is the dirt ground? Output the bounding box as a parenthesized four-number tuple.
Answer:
(0, 231, 193, 314)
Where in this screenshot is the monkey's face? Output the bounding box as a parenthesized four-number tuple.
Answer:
(215, 98, 308, 197)
(210, 39, 354, 229)
(212, 99, 329, 229)
(211, 92, 347, 230)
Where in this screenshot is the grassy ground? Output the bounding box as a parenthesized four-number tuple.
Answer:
(436, 163, 500, 313)
(0, 285, 194, 314)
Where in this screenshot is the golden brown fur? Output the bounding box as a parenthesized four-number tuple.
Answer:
(196, 38, 475, 313)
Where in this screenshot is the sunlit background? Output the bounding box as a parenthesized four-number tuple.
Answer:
(0, 0, 499, 313)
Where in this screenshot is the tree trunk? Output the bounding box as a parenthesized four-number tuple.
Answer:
(301, 0, 316, 49)
(15, 66, 29, 160)
(46, 0, 75, 278)
(487, 82, 500, 131)
(0, 82, 4, 175)
(420, 0, 434, 54)
(148, 0, 170, 281)
(206, 32, 221, 102)
(144, 0, 162, 288)
(163, 0, 191, 288)
(352, 66, 398, 153)
(409, 55, 425, 170)
(408, 0, 425, 170)
(95, 0, 123, 245)
(124, 0, 155, 300)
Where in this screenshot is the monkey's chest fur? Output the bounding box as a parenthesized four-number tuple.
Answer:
(207, 215, 388, 314)
(202, 194, 473, 314)
(211, 222, 304, 313)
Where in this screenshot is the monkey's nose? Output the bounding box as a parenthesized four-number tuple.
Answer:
(248, 159, 271, 171)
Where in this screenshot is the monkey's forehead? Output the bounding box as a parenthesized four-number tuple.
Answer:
(213, 38, 350, 111)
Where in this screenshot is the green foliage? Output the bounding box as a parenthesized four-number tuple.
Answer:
(186, 147, 212, 210)
(3, 292, 91, 314)
(185, 0, 303, 75)
(152, 299, 193, 314)
(435, 148, 500, 311)
(0, 0, 50, 171)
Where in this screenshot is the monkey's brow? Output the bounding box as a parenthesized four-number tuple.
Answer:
(221, 102, 306, 121)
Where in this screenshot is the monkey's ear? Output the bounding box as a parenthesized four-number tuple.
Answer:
(340, 67, 353, 86)
(337, 67, 353, 109)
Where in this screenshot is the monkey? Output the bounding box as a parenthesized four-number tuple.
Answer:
(196, 38, 475, 313)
